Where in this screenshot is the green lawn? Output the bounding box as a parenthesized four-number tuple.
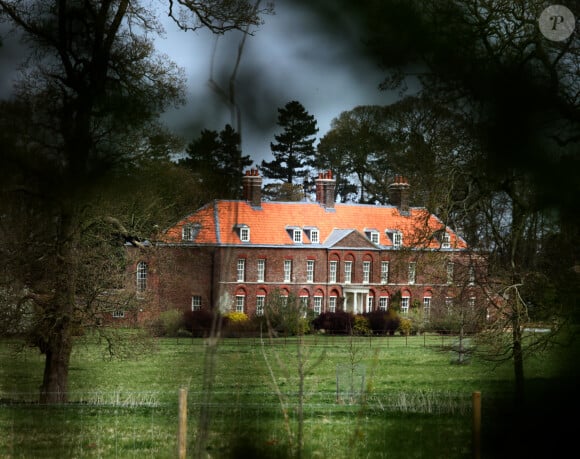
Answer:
(0, 332, 567, 458)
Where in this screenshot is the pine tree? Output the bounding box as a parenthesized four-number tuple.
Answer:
(180, 124, 251, 199)
(261, 101, 319, 184)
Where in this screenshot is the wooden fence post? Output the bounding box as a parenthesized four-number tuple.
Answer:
(178, 387, 188, 459)
(472, 391, 481, 459)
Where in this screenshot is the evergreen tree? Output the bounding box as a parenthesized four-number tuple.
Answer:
(180, 124, 252, 199)
(261, 101, 319, 184)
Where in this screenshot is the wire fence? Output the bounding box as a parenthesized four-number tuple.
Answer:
(1, 389, 475, 458)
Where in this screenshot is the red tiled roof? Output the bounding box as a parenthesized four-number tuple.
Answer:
(162, 200, 467, 250)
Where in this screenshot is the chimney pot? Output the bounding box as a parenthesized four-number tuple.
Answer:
(242, 168, 262, 207)
(315, 170, 336, 209)
(388, 175, 410, 212)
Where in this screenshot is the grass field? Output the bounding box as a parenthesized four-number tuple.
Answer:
(0, 332, 568, 458)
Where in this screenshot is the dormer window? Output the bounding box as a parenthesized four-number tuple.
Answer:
(365, 229, 380, 244)
(393, 231, 403, 248)
(435, 230, 451, 249)
(286, 226, 303, 244)
(386, 230, 403, 248)
(234, 224, 250, 242)
(182, 223, 201, 241)
(303, 227, 320, 243)
(310, 229, 319, 243)
(293, 229, 302, 243)
(240, 227, 250, 242)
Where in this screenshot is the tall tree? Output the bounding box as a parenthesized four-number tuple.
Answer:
(315, 106, 386, 203)
(0, 0, 262, 404)
(179, 124, 252, 199)
(261, 100, 319, 184)
(352, 0, 580, 454)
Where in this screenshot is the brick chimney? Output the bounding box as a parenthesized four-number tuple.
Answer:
(388, 175, 410, 212)
(242, 168, 262, 207)
(315, 170, 336, 209)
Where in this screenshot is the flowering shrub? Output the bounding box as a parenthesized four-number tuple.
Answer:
(224, 311, 249, 323)
(353, 315, 371, 335)
(398, 317, 413, 336)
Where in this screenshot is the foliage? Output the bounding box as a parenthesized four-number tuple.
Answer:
(365, 310, 401, 335)
(260, 100, 319, 185)
(0, 0, 269, 404)
(182, 309, 220, 337)
(398, 318, 412, 336)
(146, 310, 183, 337)
(262, 182, 306, 202)
(353, 315, 371, 335)
(311, 311, 354, 334)
(263, 289, 312, 336)
(178, 124, 252, 199)
(223, 311, 249, 323)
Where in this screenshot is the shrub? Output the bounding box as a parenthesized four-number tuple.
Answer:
(263, 290, 313, 336)
(365, 309, 401, 335)
(353, 315, 371, 335)
(312, 311, 354, 334)
(224, 311, 249, 323)
(147, 309, 182, 337)
(398, 317, 412, 336)
(182, 309, 224, 337)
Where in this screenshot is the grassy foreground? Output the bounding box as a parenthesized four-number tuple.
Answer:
(0, 332, 565, 458)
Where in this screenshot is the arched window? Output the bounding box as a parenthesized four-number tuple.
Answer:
(136, 261, 148, 293)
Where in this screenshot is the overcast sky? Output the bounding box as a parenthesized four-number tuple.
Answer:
(156, 0, 399, 166)
(0, 1, 400, 167)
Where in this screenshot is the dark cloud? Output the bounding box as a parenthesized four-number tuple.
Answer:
(158, 0, 396, 163)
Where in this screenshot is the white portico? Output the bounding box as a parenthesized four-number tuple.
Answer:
(342, 287, 372, 315)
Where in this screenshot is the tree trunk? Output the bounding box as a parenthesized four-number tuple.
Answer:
(40, 330, 73, 404)
(512, 309, 525, 408)
(39, 209, 78, 404)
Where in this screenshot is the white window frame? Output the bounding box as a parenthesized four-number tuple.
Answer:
(344, 261, 352, 284)
(112, 310, 125, 318)
(235, 295, 245, 313)
(313, 296, 322, 315)
(300, 295, 309, 308)
(408, 262, 416, 285)
(240, 227, 250, 242)
(293, 229, 302, 243)
(329, 296, 337, 313)
(423, 296, 431, 318)
(381, 261, 389, 284)
(329, 261, 338, 283)
(441, 232, 451, 249)
(237, 259, 246, 282)
(136, 261, 147, 293)
(362, 261, 371, 284)
(257, 259, 266, 282)
(379, 296, 389, 311)
(182, 225, 193, 241)
(370, 231, 379, 244)
(367, 295, 374, 313)
(284, 260, 292, 282)
(445, 297, 453, 313)
(306, 260, 315, 283)
(310, 229, 319, 244)
(401, 296, 410, 315)
(468, 265, 475, 285)
(256, 295, 265, 316)
(191, 295, 202, 311)
(393, 231, 403, 248)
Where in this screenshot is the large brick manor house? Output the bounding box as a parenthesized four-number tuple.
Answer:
(126, 170, 486, 322)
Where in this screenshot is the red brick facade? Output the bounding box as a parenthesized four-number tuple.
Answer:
(125, 171, 487, 322)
